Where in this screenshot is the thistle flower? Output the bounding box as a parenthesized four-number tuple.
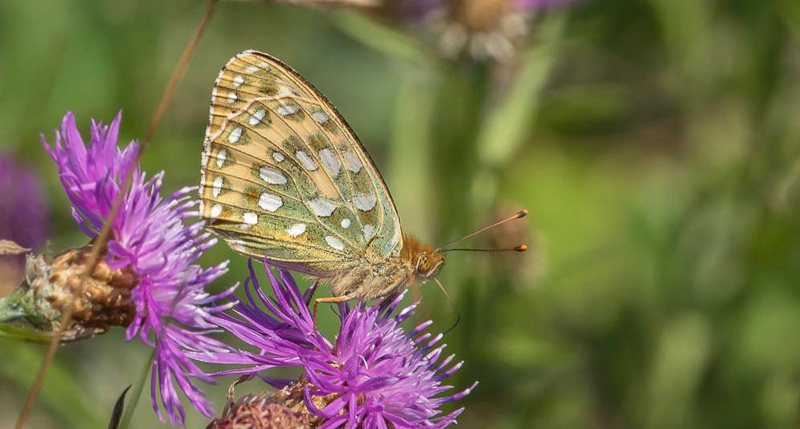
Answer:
(38, 111, 234, 424)
(196, 260, 476, 428)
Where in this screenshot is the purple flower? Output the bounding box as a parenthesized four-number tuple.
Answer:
(196, 260, 476, 428)
(0, 154, 49, 249)
(0, 154, 49, 285)
(42, 112, 234, 425)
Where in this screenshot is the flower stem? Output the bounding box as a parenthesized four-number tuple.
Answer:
(143, 0, 219, 147)
(118, 350, 155, 429)
(14, 1, 219, 427)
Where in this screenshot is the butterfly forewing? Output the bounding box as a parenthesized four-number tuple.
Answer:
(200, 51, 403, 275)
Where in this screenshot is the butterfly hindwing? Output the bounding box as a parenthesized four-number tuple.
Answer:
(200, 51, 403, 275)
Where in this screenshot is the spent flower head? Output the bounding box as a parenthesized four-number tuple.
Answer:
(408, 0, 579, 61)
(41, 111, 234, 424)
(196, 260, 476, 428)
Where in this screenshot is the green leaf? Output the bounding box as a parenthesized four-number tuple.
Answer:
(0, 323, 54, 343)
(476, 13, 567, 169)
(331, 10, 431, 66)
(108, 385, 132, 429)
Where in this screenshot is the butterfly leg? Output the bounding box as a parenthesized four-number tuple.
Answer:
(313, 294, 354, 330)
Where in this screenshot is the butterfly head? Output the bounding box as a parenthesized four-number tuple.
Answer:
(401, 235, 446, 283)
(414, 249, 446, 281)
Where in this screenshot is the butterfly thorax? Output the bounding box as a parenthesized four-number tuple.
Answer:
(327, 235, 445, 301)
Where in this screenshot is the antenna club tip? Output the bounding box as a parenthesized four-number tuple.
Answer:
(517, 209, 528, 218)
(515, 244, 528, 252)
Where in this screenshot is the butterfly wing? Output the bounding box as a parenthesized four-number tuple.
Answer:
(199, 50, 403, 276)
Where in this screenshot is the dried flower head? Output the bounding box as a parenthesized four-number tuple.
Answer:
(195, 260, 476, 428)
(411, 0, 577, 61)
(206, 387, 313, 429)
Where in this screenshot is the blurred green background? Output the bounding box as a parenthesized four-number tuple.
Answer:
(4, 0, 800, 427)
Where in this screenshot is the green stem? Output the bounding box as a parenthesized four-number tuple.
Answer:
(473, 14, 566, 208)
(427, 61, 491, 351)
(432, 62, 491, 239)
(118, 350, 155, 429)
(389, 68, 437, 238)
(0, 324, 53, 343)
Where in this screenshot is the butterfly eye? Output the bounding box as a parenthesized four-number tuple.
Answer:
(416, 254, 427, 271)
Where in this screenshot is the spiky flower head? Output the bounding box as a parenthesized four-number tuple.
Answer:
(39, 111, 234, 424)
(197, 260, 476, 428)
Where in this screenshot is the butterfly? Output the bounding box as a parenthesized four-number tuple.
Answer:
(199, 50, 526, 312)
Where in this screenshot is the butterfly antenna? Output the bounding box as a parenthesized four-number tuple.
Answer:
(440, 245, 528, 253)
(436, 209, 528, 252)
(434, 277, 461, 334)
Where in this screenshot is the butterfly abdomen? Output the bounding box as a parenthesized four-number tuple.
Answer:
(328, 257, 412, 300)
